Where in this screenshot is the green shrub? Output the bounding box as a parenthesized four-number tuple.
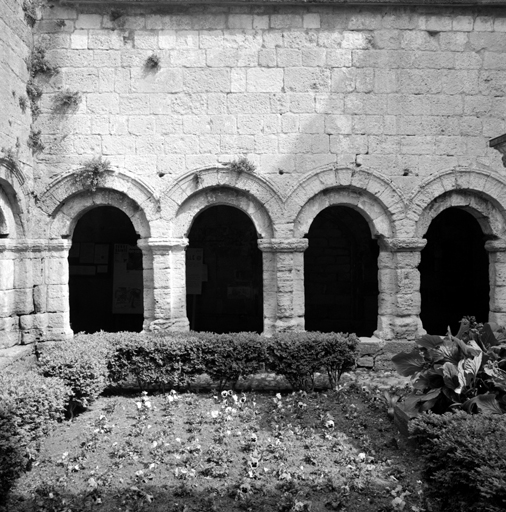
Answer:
(107, 332, 204, 391)
(0, 370, 71, 501)
(410, 411, 506, 512)
(37, 334, 110, 413)
(198, 332, 267, 391)
(392, 317, 506, 416)
(266, 332, 358, 391)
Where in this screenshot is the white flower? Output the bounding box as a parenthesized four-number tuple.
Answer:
(275, 393, 282, 400)
(211, 410, 219, 418)
(324, 419, 335, 428)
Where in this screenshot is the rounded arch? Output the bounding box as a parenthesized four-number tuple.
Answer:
(409, 169, 506, 239)
(287, 165, 405, 238)
(0, 158, 28, 237)
(49, 190, 152, 240)
(163, 167, 281, 239)
(174, 186, 274, 240)
(294, 188, 395, 239)
(38, 169, 159, 239)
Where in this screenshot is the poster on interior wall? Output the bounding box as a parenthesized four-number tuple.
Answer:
(112, 244, 143, 314)
(186, 248, 203, 295)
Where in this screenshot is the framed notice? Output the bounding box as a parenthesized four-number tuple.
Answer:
(186, 248, 203, 295)
(112, 244, 143, 314)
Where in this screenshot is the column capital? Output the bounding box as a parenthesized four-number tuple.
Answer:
(379, 237, 427, 252)
(485, 239, 506, 252)
(138, 237, 189, 253)
(258, 238, 309, 253)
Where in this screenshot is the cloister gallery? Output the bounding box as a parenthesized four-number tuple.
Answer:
(2, 0, 506, 355)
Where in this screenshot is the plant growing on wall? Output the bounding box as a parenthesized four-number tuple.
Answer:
(110, 9, 126, 28)
(22, 0, 45, 27)
(27, 128, 44, 154)
(26, 45, 57, 78)
(1, 147, 19, 167)
(26, 79, 42, 119)
(76, 157, 112, 192)
(52, 89, 82, 114)
(18, 95, 28, 113)
(228, 157, 256, 175)
(144, 54, 161, 72)
(25, 44, 57, 120)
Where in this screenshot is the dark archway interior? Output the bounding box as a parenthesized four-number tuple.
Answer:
(420, 207, 489, 335)
(304, 206, 379, 336)
(69, 206, 143, 334)
(186, 205, 263, 333)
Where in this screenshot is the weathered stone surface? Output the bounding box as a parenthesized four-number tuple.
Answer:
(2, 1, 506, 344)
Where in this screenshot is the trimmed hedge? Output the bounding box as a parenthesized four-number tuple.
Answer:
(108, 332, 204, 391)
(266, 332, 359, 391)
(198, 332, 267, 391)
(37, 333, 110, 413)
(409, 411, 506, 512)
(35, 330, 360, 395)
(0, 370, 71, 501)
(104, 330, 359, 392)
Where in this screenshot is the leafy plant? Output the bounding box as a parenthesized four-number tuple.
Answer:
(76, 156, 112, 192)
(110, 8, 126, 28)
(27, 45, 57, 78)
(37, 335, 110, 414)
(108, 332, 204, 391)
(1, 146, 19, 166)
(22, 0, 45, 27)
(26, 78, 42, 119)
(27, 127, 44, 154)
(144, 53, 160, 72)
(392, 317, 506, 416)
(0, 370, 71, 501)
(19, 95, 28, 113)
(229, 157, 256, 175)
(52, 89, 82, 113)
(410, 411, 506, 512)
(198, 332, 267, 391)
(317, 332, 359, 388)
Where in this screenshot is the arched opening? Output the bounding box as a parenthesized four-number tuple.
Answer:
(69, 206, 143, 334)
(186, 205, 263, 333)
(304, 206, 379, 335)
(420, 208, 489, 335)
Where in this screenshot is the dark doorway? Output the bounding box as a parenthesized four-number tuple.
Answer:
(69, 206, 143, 334)
(186, 205, 263, 333)
(304, 206, 379, 336)
(420, 208, 489, 335)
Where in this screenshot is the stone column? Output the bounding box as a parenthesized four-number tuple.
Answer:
(0, 240, 19, 348)
(486, 239, 506, 325)
(41, 239, 73, 342)
(137, 237, 189, 332)
(376, 237, 427, 341)
(258, 238, 308, 336)
(0, 239, 72, 345)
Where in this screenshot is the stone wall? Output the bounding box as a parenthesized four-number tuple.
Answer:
(2, 0, 506, 347)
(0, 0, 36, 348)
